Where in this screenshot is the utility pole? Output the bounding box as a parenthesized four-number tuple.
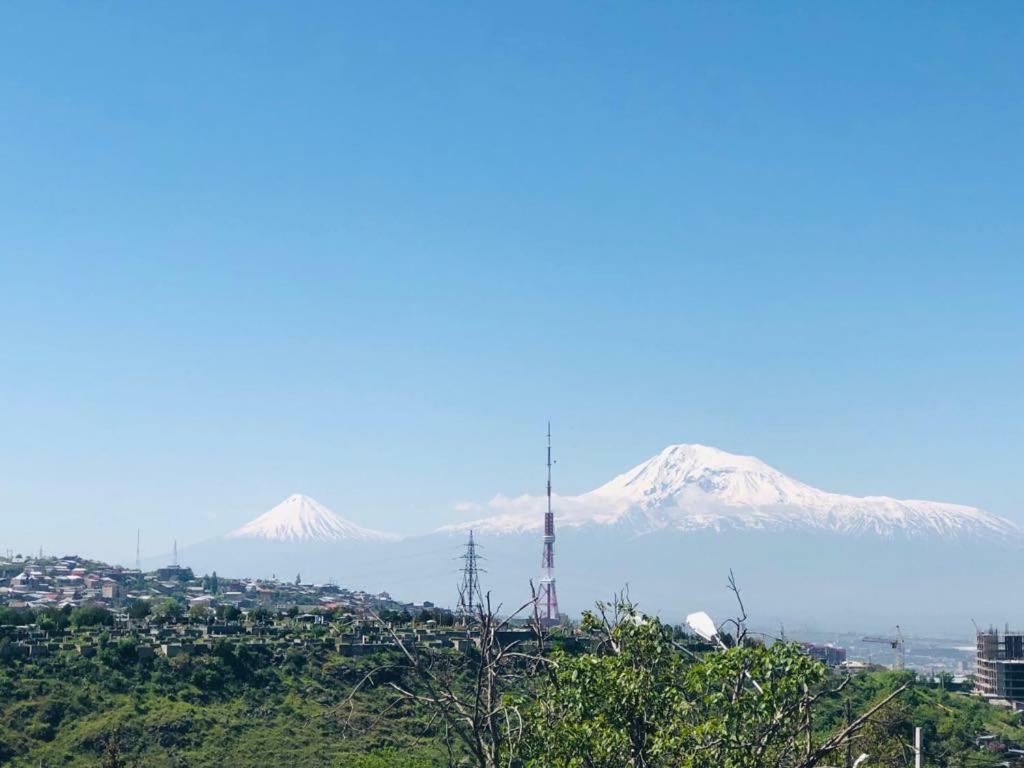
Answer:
(913, 726, 922, 768)
(844, 699, 853, 768)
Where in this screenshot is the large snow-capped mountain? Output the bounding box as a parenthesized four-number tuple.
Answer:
(174, 447, 1023, 632)
(228, 493, 397, 543)
(441, 444, 1018, 540)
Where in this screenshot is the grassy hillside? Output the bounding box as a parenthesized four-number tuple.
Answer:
(2, 633, 1023, 767)
(0, 638, 447, 767)
(814, 670, 1024, 767)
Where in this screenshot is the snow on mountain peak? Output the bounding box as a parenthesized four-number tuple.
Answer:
(440, 444, 1020, 540)
(589, 443, 820, 509)
(228, 494, 397, 543)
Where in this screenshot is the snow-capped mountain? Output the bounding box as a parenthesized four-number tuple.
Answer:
(177, 448, 1023, 632)
(441, 444, 1019, 540)
(228, 493, 397, 543)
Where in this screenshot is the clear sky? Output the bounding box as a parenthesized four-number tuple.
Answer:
(0, 3, 1021, 563)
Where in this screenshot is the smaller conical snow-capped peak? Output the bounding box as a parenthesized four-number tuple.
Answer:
(228, 494, 397, 543)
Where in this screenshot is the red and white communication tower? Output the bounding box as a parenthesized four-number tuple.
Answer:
(537, 422, 560, 626)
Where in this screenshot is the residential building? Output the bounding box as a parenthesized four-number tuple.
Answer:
(800, 642, 847, 667)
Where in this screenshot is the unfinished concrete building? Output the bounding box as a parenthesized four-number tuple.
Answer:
(976, 629, 1024, 705)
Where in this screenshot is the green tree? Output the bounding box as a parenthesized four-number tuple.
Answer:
(126, 600, 151, 621)
(851, 700, 916, 768)
(216, 604, 241, 622)
(35, 607, 69, 631)
(152, 598, 184, 624)
(523, 599, 908, 768)
(70, 606, 113, 628)
(101, 728, 127, 768)
(249, 606, 272, 624)
(0, 607, 31, 626)
(524, 604, 690, 767)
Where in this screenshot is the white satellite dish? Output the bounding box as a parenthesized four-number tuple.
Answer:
(685, 611, 718, 642)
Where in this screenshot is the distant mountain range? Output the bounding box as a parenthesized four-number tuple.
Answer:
(223, 444, 1017, 543)
(439, 444, 1018, 540)
(175, 443, 1020, 633)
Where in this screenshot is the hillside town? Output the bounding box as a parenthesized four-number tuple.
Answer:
(4, 552, 1024, 764)
(0, 552, 1003, 685)
(0, 553, 500, 662)
(0, 553, 409, 614)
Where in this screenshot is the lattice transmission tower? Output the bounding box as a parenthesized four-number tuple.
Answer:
(458, 529, 485, 617)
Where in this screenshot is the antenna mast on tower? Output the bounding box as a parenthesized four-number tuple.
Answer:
(537, 422, 560, 626)
(135, 529, 141, 571)
(457, 530, 485, 618)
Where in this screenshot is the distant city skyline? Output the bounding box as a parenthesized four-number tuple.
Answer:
(1, 3, 1022, 564)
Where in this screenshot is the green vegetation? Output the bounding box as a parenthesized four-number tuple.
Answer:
(0, 602, 1022, 767)
(69, 605, 114, 629)
(815, 671, 1024, 767)
(525, 614, 829, 766)
(518, 603, 1024, 767)
(0, 636, 446, 767)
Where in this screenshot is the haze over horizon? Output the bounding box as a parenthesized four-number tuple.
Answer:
(1, 3, 1022, 566)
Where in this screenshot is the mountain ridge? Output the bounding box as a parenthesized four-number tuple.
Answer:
(178, 446, 1023, 631)
(439, 443, 1019, 540)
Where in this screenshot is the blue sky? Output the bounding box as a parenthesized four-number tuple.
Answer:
(0, 3, 1021, 563)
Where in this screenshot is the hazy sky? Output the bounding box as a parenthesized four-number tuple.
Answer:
(1, 3, 1021, 563)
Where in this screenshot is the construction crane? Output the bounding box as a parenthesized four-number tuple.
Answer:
(862, 625, 905, 670)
